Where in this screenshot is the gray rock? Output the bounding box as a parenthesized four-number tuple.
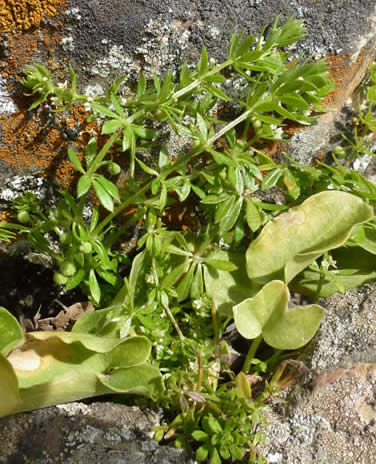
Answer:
(0, 402, 192, 464)
(261, 284, 376, 463)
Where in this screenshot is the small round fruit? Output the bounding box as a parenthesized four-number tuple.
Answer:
(79, 241, 92, 254)
(107, 162, 121, 176)
(53, 272, 68, 285)
(333, 146, 346, 158)
(17, 211, 31, 224)
(60, 261, 77, 277)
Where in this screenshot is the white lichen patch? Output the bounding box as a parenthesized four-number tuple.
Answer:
(0, 77, 18, 115)
(64, 7, 82, 21)
(60, 35, 75, 52)
(88, 44, 134, 79)
(0, 175, 49, 201)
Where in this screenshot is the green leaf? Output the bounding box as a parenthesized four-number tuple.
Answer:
(245, 199, 261, 232)
(177, 264, 195, 302)
(198, 46, 209, 76)
(85, 137, 98, 167)
(197, 113, 208, 141)
(66, 269, 86, 290)
(233, 280, 324, 350)
(196, 444, 209, 462)
(98, 363, 163, 398)
(0, 307, 24, 356)
(235, 371, 252, 399)
(94, 175, 120, 201)
(109, 336, 151, 368)
(191, 264, 204, 299)
(68, 148, 85, 174)
(0, 354, 22, 416)
(93, 179, 114, 211)
(219, 197, 242, 233)
(291, 247, 376, 298)
(77, 175, 92, 198)
(89, 269, 101, 304)
(136, 73, 147, 98)
(161, 260, 190, 288)
(261, 168, 282, 190)
(101, 118, 124, 135)
(1, 330, 161, 417)
(202, 83, 231, 101)
(204, 250, 252, 316)
(246, 191, 374, 285)
(203, 259, 238, 272)
(111, 93, 125, 117)
(90, 102, 118, 118)
(192, 430, 209, 442)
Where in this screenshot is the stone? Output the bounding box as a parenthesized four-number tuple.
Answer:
(261, 283, 376, 463)
(0, 402, 192, 464)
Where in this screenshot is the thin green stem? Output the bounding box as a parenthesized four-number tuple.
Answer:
(242, 334, 263, 373)
(172, 59, 233, 100)
(207, 109, 252, 146)
(87, 132, 120, 177)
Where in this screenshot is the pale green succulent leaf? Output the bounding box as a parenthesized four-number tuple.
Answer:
(98, 363, 163, 398)
(0, 354, 22, 416)
(233, 280, 287, 339)
(204, 250, 253, 316)
(233, 280, 324, 350)
(246, 191, 373, 285)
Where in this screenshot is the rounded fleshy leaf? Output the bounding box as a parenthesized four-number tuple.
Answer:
(233, 280, 324, 350)
(246, 191, 373, 285)
(204, 250, 253, 316)
(98, 363, 163, 398)
(0, 307, 24, 356)
(233, 281, 287, 340)
(109, 336, 151, 368)
(0, 354, 22, 416)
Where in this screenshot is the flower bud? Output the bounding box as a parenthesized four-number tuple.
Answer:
(60, 261, 77, 277)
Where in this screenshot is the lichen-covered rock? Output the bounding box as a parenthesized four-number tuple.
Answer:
(261, 283, 376, 463)
(0, 402, 192, 464)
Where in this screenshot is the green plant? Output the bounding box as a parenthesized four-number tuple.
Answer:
(1, 17, 376, 463)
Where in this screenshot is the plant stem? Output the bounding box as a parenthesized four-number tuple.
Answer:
(172, 59, 233, 100)
(87, 132, 120, 177)
(242, 334, 263, 373)
(207, 109, 252, 146)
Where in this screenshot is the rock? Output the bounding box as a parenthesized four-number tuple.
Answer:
(0, 1, 376, 177)
(261, 283, 376, 463)
(0, 402, 192, 464)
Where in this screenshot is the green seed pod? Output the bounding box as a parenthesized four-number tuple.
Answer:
(17, 211, 31, 224)
(333, 146, 346, 158)
(53, 272, 68, 285)
(107, 162, 121, 176)
(79, 241, 92, 254)
(60, 261, 77, 277)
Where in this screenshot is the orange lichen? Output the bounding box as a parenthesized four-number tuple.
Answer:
(0, 100, 101, 189)
(324, 48, 375, 111)
(0, 0, 66, 32)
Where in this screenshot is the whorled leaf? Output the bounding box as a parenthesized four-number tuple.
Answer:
(246, 191, 373, 285)
(233, 280, 324, 350)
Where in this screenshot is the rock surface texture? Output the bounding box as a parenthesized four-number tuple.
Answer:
(1, 1, 376, 463)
